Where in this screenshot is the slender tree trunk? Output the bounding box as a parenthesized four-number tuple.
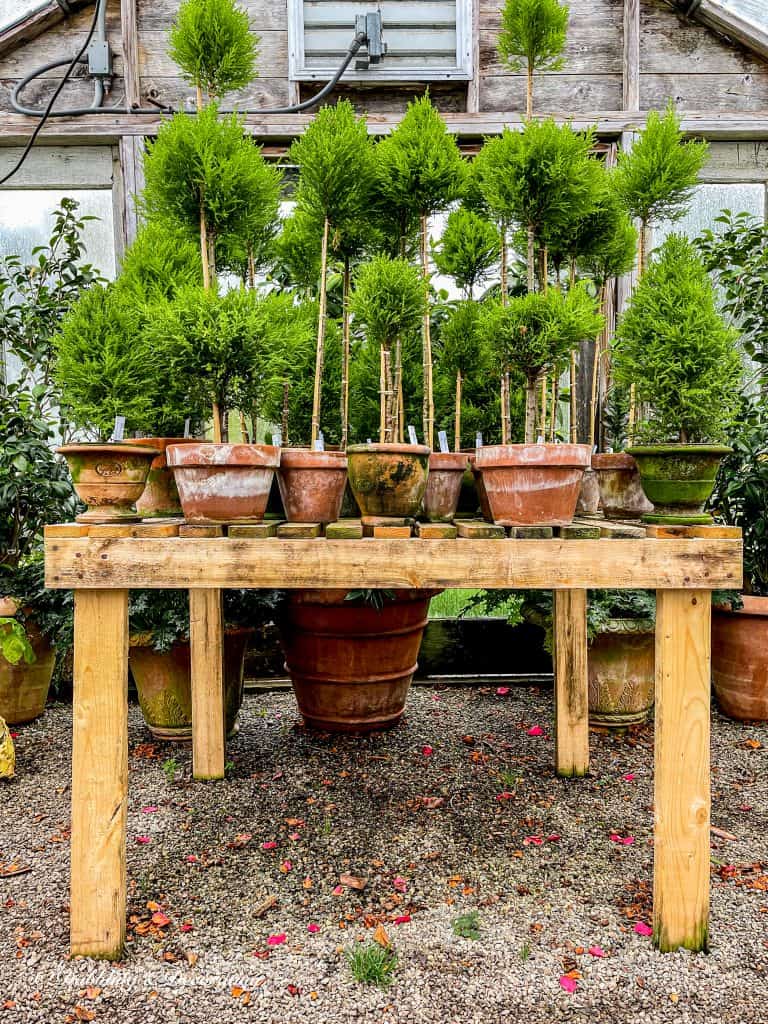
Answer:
(311, 216, 330, 445)
(247, 246, 256, 289)
(340, 256, 351, 448)
(420, 213, 434, 447)
(539, 375, 548, 440)
(282, 380, 290, 444)
(549, 375, 558, 442)
(526, 224, 535, 293)
(379, 345, 386, 443)
(500, 373, 508, 445)
(239, 411, 249, 443)
(569, 258, 576, 289)
(394, 336, 404, 443)
(455, 370, 462, 452)
(539, 246, 549, 293)
(500, 219, 508, 307)
(383, 344, 395, 441)
(570, 350, 578, 443)
(526, 64, 533, 119)
(638, 220, 647, 278)
(628, 382, 637, 446)
(525, 380, 537, 444)
(588, 283, 606, 450)
(199, 199, 210, 291)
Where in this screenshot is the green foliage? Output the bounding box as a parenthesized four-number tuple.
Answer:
(433, 209, 501, 297)
(614, 234, 741, 444)
(375, 94, 466, 223)
(346, 942, 398, 988)
(118, 222, 203, 301)
(613, 104, 708, 227)
(350, 255, 426, 348)
(0, 618, 35, 666)
(142, 105, 282, 272)
(162, 757, 180, 784)
(0, 554, 74, 664)
(572, 176, 638, 285)
(517, 588, 655, 651)
(272, 210, 322, 296)
(452, 910, 481, 940)
(168, 0, 258, 98)
(498, 0, 569, 74)
(348, 325, 423, 443)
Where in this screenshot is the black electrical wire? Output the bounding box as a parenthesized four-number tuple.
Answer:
(0, 0, 102, 186)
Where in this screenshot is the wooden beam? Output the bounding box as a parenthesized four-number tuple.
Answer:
(466, 0, 481, 113)
(120, 0, 140, 111)
(653, 589, 711, 952)
(117, 135, 144, 248)
(553, 590, 589, 777)
(70, 588, 128, 959)
(189, 589, 225, 781)
(44, 537, 743, 591)
(623, 0, 640, 111)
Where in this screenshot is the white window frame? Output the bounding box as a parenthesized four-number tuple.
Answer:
(287, 0, 474, 83)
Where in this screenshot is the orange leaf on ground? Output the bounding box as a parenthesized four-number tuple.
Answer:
(373, 924, 391, 948)
(74, 1008, 95, 1022)
(340, 873, 367, 890)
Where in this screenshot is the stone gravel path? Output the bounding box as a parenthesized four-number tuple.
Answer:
(1, 687, 767, 1023)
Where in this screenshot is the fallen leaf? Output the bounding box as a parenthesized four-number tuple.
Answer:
(394, 914, 411, 925)
(622, 773, 636, 782)
(279, 860, 293, 873)
(610, 833, 634, 846)
(74, 1008, 95, 1022)
(84, 987, 101, 1000)
(496, 792, 515, 801)
(332, 885, 344, 896)
(185, 952, 198, 966)
(227, 833, 252, 850)
(261, 841, 278, 851)
(141, 806, 158, 814)
(186, 855, 198, 863)
(711, 825, 738, 841)
(134, 836, 151, 845)
(267, 934, 286, 946)
(286, 984, 301, 997)
(546, 834, 561, 842)
(523, 836, 543, 846)
(422, 796, 444, 809)
(179, 923, 193, 933)
(288, 832, 301, 841)
(150, 912, 171, 928)
(373, 924, 390, 948)
(339, 874, 367, 890)
(634, 921, 652, 937)
(744, 739, 762, 749)
(302, 877, 313, 890)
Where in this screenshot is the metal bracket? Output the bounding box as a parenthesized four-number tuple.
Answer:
(354, 11, 387, 71)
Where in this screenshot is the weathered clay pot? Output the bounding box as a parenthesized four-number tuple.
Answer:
(167, 443, 280, 525)
(129, 628, 252, 740)
(346, 443, 430, 519)
(0, 618, 55, 725)
(575, 467, 601, 516)
(57, 443, 159, 524)
(468, 453, 493, 521)
(280, 588, 438, 732)
(591, 452, 653, 520)
(276, 449, 348, 524)
(133, 437, 198, 518)
(626, 444, 731, 525)
(473, 444, 592, 527)
(588, 618, 655, 728)
(423, 452, 469, 522)
(712, 596, 768, 721)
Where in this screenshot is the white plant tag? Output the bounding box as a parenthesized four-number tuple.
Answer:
(183, 418, 191, 438)
(112, 415, 125, 441)
(536, 435, 544, 444)
(273, 429, 282, 447)
(407, 425, 418, 445)
(438, 430, 449, 453)
(476, 432, 483, 448)
(314, 431, 325, 451)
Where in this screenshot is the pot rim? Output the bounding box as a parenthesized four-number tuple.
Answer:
(278, 448, 348, 469)
(597, 617, 655, 634)
(714, 594, 768, 617)
(428, 452, 469, 470)
(129, 624, 255, 648)
(474, 443, 592, 468)
(591, 452, 637, 470)
(56, 442, 161, 457)
(347, 443, 431, 457)
(626, 444, 732, 457)
(167, 442, 280, 468)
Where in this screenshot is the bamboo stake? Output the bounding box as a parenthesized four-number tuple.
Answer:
(455, 370, 462, 452)
(526, 64, 533, 119)
(628, 382, 637, 446)
(638, 221, 647, 278)
(500, 219, 508, 307)
(379, 345, 386, 443)
(420, 213, 434, 448)
(311, 216, 330, 446)
(247, 246, 255, 290)
(526, 225, 535, 293)
(340, 256, 351, 448)
(500, 373, 508, 445)
(540, 375, 548, 439)
(394, 336, 404, 443)
(550, 375, 558, 442)
(570, 350, 578, 443)
(281, 381, 289, 444)
(588, 283, 606, 450)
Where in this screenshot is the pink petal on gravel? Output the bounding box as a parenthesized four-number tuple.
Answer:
(186, 855, 198, 863)
(288, 832, 301, 841)
(267, 934, 286, 946)
(141, 806, 158, 813)
(559, 975, 578, 993)
(588, 945, 606, 958)
(261, 841, 278, 850)
(179, 923, 194, 933)
(546, 834, 561, 842)
(393, 877, 408, 893)
(527, 726, 544, 736)
(422, 745, 434, 756)
(496, 792, 515, 801)
(496, 687, 510, 695)
(394, 915, 411, 925)
(332, 885, 344, 896)
(609, 833, 634, 845)
(9, 732, 19, 739)
(634, 921, 653, 937)
(523, 836, 543, 846)
(135, 836, 151, 844)
(622, 773, 636, 782)
(307, 923, 320, 933)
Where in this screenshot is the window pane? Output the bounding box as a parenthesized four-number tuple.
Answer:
(651, 183, 766, 250)
(0, 0, 49, 32)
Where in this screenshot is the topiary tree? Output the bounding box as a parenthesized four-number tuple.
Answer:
(497, 0, 569, 118)
(350, 255, 426, 442)
(169, 0, 259, 107)
(375, 95, 467, 445)
(117, 222, 203, 301)
(272, 209, 322, 299)
(613, 103, 708, 275)
(288, 101, 376, 445)
(433, 208, 501, 299)
(613, 234, 741, 444)
(436, 299, 499, 450)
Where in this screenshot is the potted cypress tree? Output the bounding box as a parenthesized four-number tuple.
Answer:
(614, 234, 741, 522)
(497, 0, 569, 118)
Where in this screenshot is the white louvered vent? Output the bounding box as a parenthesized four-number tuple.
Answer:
(288, 0, 473, 82)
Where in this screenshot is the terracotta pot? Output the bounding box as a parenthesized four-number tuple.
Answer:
(129, 628, 252, 740)
(591, 452, 653, 520)
(576, 467, 601, 516)
(0, 621, 55, 724)
(133, 437, 198, 518)
(57, 443, 159, 524)
(346, 443, 430, 519)
(167, 443, 280, 525)
(712, 596, 768, 721)
(473, 444, 592, 527)
(468, 453, 493, 522)
(276, 449, 348, 524)
(423, 452, 469, 522)
(626, 444, 731, 525)
(588, 619, 655, 728)
(280, 588, 438, 732)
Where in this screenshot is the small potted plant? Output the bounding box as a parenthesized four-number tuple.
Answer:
(614, 234, 742, 523)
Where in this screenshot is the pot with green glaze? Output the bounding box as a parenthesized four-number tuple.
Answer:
(57, 443, 159, 524)
(626, 444, 731, 525)
(346, 443, 430, 519)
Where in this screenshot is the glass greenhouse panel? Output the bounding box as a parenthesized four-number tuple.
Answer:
(0, 0, 49, 32)
(651, 183, 766, 250)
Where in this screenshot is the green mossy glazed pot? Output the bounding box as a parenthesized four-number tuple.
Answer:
(57, 442, 159, 524)
(346, 443, 430, 519)
(626, 444, 731, 525)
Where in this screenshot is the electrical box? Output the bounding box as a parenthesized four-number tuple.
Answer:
(87, 40, 112, 76)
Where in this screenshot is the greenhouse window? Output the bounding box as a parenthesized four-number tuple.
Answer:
(0, 0, 50, 34)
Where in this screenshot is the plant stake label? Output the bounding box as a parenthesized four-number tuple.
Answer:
(112, 416, 125, 442)
(183, 418, 191, 438)
(476, 432, 483, 448)
(537, 435, 544, 444)
(314, 431, 325, 451)
(438, 430, 449, 453)
(407, 425, 418, 445)
(273, 429, 282, 447)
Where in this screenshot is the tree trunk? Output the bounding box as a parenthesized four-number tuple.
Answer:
(394, 336, 404, 443)
(420, 213, 434, 447)
(311, 216, 330, 446)
(539, 246, 549, 293)
(379, 345, 386, 443)
(247, 246, 256, 289)
(383, 343, 395, 442)
(539, 375, 548, 440)
(570, 351, 578, 443)
(500, 373, 508, 445)
(500, 219, 508, 307)
(525, 380, 537, 444)
(455, 370, 462, 452)
(526, 225, 535, 293)
(282, 380, 290, 445)
(526, 64, 533, 119)
(588, 282, 606, 450)
(340, 256, 351, 448)
(199, 199, 210, 291)
(638, 220, 647, 278)
(628, 382, 637, 446)
(549, 375, 558, 442)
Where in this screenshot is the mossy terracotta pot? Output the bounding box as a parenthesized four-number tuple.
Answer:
(57, 442, 160, 524)
(133, 437, 198, 518)
(0, 616, 55, 725)
(423, 452, 469, 522)
(346, 443, 430, 519)
(276, 449, 348, 524)
(474, 443, 592, 527)
(591, 452, 653, 520)
(712, 596, 768, 721)
(129, 628, 252, 740)
(588, 618, 655, 729)
(167, 443, 280, 525)
(626, 444, 731, 524)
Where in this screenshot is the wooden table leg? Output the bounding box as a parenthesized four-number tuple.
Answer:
(653, 588, 711, 952)
(189, 588, 225, 781)
(553, 588, 589, 777)
(70, 589, 129, 959)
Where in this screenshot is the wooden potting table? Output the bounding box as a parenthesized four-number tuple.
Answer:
(44, 518, 742, 960)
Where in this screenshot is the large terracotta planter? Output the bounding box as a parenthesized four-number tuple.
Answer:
(167, 443, 280, 525)
(129, 628, 252, 740)
(474, 444, 592, 527)
(591, 452, 653, 520)
(57, 443, 159, 524)
(588, 618, 655, 728)
(423, 452, 468, 522)
(626, 444, 731, 525)
(712, 596, 768, 721)
(346, 443, 430, 519)
(277, 449, 348, 524)
(0, 619, 55, 725)
(280, 588, 438, 732)
(133, 437, 198, 518)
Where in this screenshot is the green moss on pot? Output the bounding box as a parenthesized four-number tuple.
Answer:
(627, 444, 731, 522)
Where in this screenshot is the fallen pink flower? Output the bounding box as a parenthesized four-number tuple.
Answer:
(288, 832, 301, 841)
(609, 833, 634, 845)
(523, 836, 543, 846)
(307, 923, 320, 934)
(332, 885, 344, 896)
(186, 854, 198, 863)
(588, 945, 606, 958)
(267, 934, 286, 946)
(280, 860, 293, 872)
(546, 834, 561, 842)
(622, 773, 636, 782)
(496, 686, 510, 696)
(261, 841, 278, 850)
(141, 806, 158, 813)
(394, 914, 411, 925)
(527, 726, 544, 737)
(559, 975, 578, 993)
(179, 923, 194, 933)
(634, 921, 652, 937)
(422, 745, 434, 756)
(496, 792, 515, 801)
(135, 836, 151, 845)
(393, 877, 408, 893)
(9, 732, 19, 739)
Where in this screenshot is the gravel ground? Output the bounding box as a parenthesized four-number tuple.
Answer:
(1, 686, 767, 1024)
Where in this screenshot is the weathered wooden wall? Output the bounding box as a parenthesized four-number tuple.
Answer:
(1, 0, 766, 124)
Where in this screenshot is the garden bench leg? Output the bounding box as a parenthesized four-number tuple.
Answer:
(553, 588, 589, 777)
(189, 588, 225, 781)
(70, 588, 129, 959)
(653, 589, 711, 952)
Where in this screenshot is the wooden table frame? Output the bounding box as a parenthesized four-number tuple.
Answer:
(44, 533, 742, 960)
